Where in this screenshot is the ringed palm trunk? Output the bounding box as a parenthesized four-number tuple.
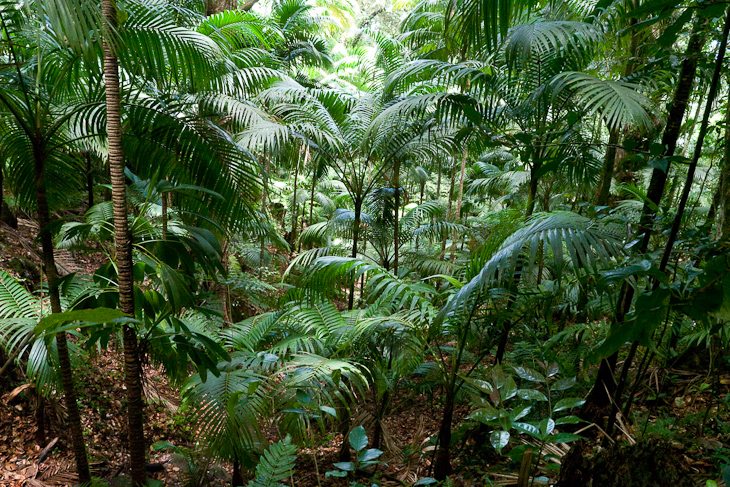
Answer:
(34, 143, 91, 484)
(102, 0, 146, 483)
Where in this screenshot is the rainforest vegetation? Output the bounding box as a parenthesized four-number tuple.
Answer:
(1, 0, 729, 485)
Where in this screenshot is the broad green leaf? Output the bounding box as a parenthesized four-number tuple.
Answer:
(490, 430, 510, 452)
(514, 366, 546, 383)
(358, 448, 383, 463)
(333, 461, 355, 472)
(35, 308, 127, 336)
(517, 389, 548, 401)
(553, 398, 585, 413)
(554, 415, 583, 426)
(513, 422, 541, 439)
(551, 377, 577, 391)
(540, 418, 555, 436)
(348, 425, 368, 452)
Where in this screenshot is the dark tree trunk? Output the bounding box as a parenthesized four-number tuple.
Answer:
(638, 17, 707, 250)
(102, 0, 146, 483)
(393, 159, 401, 275)
(232, 459, 243, 486)
(433, 392, 455, 480)
(0, 162, 17, 228)
(582, 16, 708, 422)
(347, 197, 362, 310)
(86, 152, 94, 211)
(289, 149, 301, 250)
(595, 129, 620, 206)
(525, 159, 540, 218)
(33, 142, 91, 484)
(659, 7, 730, 271)
(719, 77, 730, 241)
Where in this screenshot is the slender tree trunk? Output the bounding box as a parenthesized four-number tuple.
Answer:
(659, 7, 730, 272)
(289, 148, 303, 249)
(232, 459, 243, 486)
(0, 162, 16, 228)
(347, 197, 362, 310)
(441, 164, 456, 259)
(638, 17, 707, 250)
(161, 193, 168, 240)
(433, 390, 455, 480)
(450, 150, 468, 262)
(33, 142, 91, 484)
(102, 1, 146, 483)
(719, 78, 730, 240)
(583, 16, 708, 422)
(595, 129, 620, 206)
(525, 159, 541, 218)
(393, 160, 401, 275)
(308, 169, 316, 224)
(259, 157, 270, 275)
(86, 152, 94, 211)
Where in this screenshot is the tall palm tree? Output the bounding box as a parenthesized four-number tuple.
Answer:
(0, 2, 92, 481)
(99, 0, 147, 482)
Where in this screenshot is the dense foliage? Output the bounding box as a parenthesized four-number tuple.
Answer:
(1, 0, 729, 485)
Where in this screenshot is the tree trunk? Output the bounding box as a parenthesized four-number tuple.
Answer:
(582, 16, 708, 424)
(33, 142, 91, 484)
(232, 459, 243, 486)
(719, 77, 730, 241)
(86, 152, 94, 211)
(433, 392, 455, 480)
(0, 162, 17, 228)
(441, 164, 456, 259)
(450, 150, 468, 261)
(348, 197, 362, 310)
(102, 1, 146, 483)
(525, 159, 541, 218)
(595, 129, 620, 206)
(289, 148, 301, 250)
(393, 159, 401, 275)
(638, 17, 707, 250)
(659, 7, 730, 272)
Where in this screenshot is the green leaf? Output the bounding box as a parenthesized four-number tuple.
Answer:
(551, 377, 577, 391)
(414, 478, 438, 486)
(320, 406, 337, 417)
(325, 469, 349, 478)
(490, 430, 510, 452)
(552, 398, 585, 413)
(514, 366, 546, 383)
(348, 426, 368, 452)
(517, 389, 548, 401)
(513, 422, 541, 439)
(358, 448, 383, 463)
(540, 418, 555, 436)
(333, 461, 355, 472)
(35, 308, 128, 336)
(554, 415, 583, 426)
(549, 432, 583, 444)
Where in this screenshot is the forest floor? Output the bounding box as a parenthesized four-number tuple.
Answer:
(3, 346, 729, 486)
(1, 220, 729, 486)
